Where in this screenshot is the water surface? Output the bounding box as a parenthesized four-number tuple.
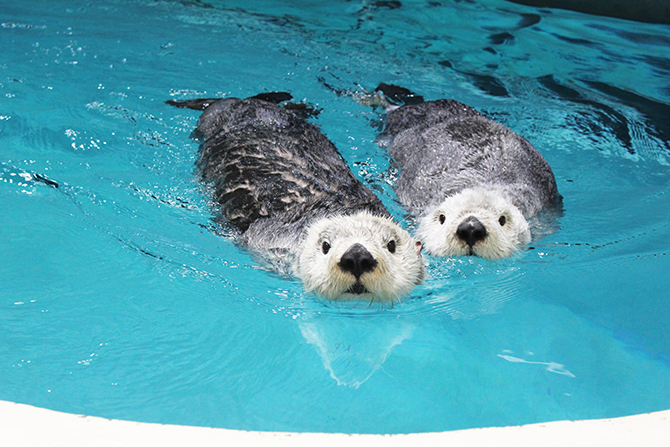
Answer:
(1, 0, 669, 434)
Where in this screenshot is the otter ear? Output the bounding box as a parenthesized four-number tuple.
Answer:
(415, 241, 423, 255)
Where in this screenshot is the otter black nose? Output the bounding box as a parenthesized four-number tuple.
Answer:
(456, 216, 487, 248)
(338, 243, 377, 278)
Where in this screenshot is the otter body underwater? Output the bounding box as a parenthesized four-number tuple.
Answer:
(168, 93, 425, 303)
(373, 85, 562, 259)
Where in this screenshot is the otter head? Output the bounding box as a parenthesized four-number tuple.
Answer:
(416, 188, 530, 259)
(295, 212, 425, 303)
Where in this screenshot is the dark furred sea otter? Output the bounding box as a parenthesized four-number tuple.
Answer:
(168, 93, 424, 303)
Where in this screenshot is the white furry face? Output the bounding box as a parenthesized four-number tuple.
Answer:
(295, 212, 425, 303)
(416, 188, 531, 259)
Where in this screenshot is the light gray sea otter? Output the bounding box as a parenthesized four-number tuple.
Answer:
(371, 84, 562, 259)
(167, 93, 425, 303)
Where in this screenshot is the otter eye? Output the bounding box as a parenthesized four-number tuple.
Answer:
(321, 241, 331, 254)
(438, 214, 445, 225)
(499, 215, 506, 226)
(387, 240, 396, 253)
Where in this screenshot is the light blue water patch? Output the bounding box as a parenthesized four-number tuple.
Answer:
(1, 0, 669, 434)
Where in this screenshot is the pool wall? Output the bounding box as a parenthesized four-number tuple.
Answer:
(1, 400, 668, 446)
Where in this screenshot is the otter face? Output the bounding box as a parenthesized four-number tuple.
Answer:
(296, 212, 425, 303)
(416, 188, 530, 259)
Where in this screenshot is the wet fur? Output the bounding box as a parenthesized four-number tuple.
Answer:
(170, 94, 425, 301)
(379, 96, 561, 258)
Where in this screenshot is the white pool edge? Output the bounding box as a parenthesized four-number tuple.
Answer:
(1, 400, 668, 446)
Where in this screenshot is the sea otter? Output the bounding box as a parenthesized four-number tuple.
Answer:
(167, 92, 425, 302)
(369, 84, 562, 258)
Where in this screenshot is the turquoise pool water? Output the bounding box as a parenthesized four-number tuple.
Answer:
(1, 0, 669, 434)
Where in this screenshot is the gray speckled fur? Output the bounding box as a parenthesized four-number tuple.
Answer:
(382, 99, 561, 219)
(193, 97, 389, 256)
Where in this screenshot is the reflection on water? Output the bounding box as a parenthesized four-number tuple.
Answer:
(300, 315, 415, 388)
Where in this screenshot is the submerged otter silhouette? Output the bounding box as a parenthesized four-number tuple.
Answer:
(371, 84, 562, 258)
(168, 93, 424, 302)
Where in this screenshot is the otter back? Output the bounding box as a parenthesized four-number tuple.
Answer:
(383, 99, 561, 218)
(194, 98, 389, 239)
